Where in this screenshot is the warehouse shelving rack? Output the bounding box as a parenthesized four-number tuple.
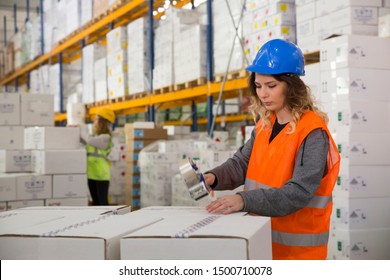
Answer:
(0, 0, 319, 133)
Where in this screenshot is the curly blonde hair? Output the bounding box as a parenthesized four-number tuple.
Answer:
(93, 116, 112, 136)
(248, 72, 328, 133)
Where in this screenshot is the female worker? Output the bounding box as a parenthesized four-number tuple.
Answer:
(80, 107, 115, 205)
(204, 39, 340, 260)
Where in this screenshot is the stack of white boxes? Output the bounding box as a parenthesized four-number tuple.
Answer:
(296, 0, 383, 54)
(29, 65, 50, 95)
(213, 0, 246, 75)
(94, 58, 108, 102)
(82, 43, 106, 104)
(320, 35, 390, 260)
(0, 93, 57, 211)
(243, 0, 296, 63)
(127, 17, 150, 95)
(25, 126, 88, 207)
(108, 128, 127, 205)
(139, 140, 189, 207)
(173, 8, 207, 85)
(106, 27, 128, 100)
(152, 10, 177, 90)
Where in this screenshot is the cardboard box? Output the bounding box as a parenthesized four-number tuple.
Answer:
(0, 126, 24, 150)
(126, 139, 158, 152)
(320, 68, 390, 102)
(6, 200, 45, 211)
(0, 174, 17, 202)
(32, 149, 86, 174)
(331, 197, 390, 230)
(0, 150, 32, 173)
(121, 214, 271, 260)
(0, 93, 20, 125)
(336, 131, 390, 165)
(45, 197, 89, 206)
(335, 162, 390, 198)
(328, 228, 390, 260)
(124, 124, 168, 140)
(0, 205, 130, 234)
(320, 35, 390, 71)
(0, 212, 162, 260)
(24, 127, 80, 150)
(20, 94, 54, 126)
(336, 100, 390, 133)
(52, 174, 88, 198)
(15, 174, 52, 200)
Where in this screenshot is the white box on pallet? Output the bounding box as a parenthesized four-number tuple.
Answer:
(335, 162, 390, 198)
(331, 197, 390, 230)
(15, 173, 52, 200)
(95, 80, 108, 102)
(106, 26, 128, 55)
(336, 131, 390, 165)
(0, 174, 17, 202)
(6, 199, 45, 211)
(45, 197, 89, 207)
(32, 149, 86, 174)
(320, 35, 390, 71)
(0, 93, 20, 125)
(316, 0, 382, 17)
(0, 212, 162, 260)
(52, 174, 88, 198)
(0, 150, 32, 173)
(320, 68, 390, 102)
(0, 126, 24, 150)
(20, 94, 54, 126)
(328, 228, 390, 260)
(336, 100, 390, 133)
(121, 214, 271, 260)
(24, 127, 80, 150)
(0, 205, 131, 233)
(296, 2, 316, 22)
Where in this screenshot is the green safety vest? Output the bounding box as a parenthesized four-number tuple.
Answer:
(86, 136, 113, 181)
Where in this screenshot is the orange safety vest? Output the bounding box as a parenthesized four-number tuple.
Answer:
(245, 111, 340, 260)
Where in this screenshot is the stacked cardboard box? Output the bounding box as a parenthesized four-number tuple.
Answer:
(108, 128, 127, 204)
(124, 123, 168, 209)
(243, 0, 296, 64)
(127, 17, 150, 95)
(320, 35, 390, 260)
(296, 0, 383, 54)
(107, 27, 128, 100)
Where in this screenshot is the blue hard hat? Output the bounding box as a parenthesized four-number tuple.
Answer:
(246, 39, 305, 76)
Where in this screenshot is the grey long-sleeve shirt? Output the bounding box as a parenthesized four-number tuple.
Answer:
(208, 127, 329, 217)
(79, 124, 111, 150)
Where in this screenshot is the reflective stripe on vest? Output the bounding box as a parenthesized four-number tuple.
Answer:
(272, 230, 329, 247)
(244, 178, 332, 209)
(87, 146, 109, 160)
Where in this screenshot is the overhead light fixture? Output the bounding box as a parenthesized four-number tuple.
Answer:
(153, 10, 158, 16)
(157, 7, 165, 13)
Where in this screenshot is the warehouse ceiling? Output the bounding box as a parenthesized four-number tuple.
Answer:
(0, 0, 40, 48)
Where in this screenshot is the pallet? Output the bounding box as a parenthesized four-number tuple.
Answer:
(108, 96, 129, 104)
(109, 0, 127, 12)
(94, 100, 110, 107)
(214, 69, 248, 83)
(153, 85, 174, 95)
(128, 91, 148, 100)
(174, 77, 207, 91)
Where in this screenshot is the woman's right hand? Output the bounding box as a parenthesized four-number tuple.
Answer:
(203, 173, 216, 190)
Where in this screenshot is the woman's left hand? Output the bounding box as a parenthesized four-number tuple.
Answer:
(206, 194, 244, 215)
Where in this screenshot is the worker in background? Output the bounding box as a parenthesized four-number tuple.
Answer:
(204, 39, 340, 260)
(80, 107, 115, 206)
